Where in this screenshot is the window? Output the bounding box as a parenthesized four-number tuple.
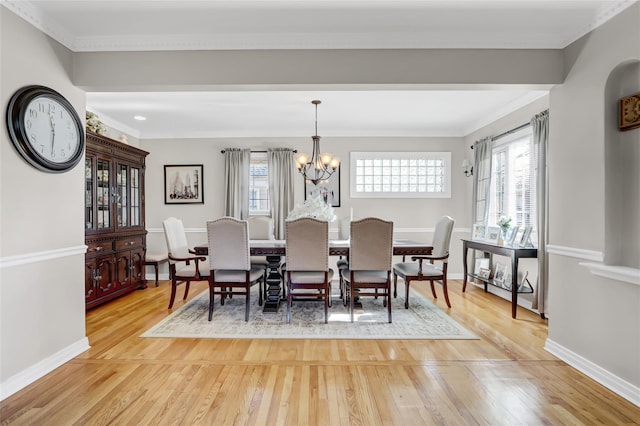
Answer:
(249, 152, 269, 215)
(488, 126, 537, 236)
(350, 152, 451, 198)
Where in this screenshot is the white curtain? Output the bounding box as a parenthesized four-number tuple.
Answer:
(470, 137, 493, 272)
(472, 137, 493, 226)
(531, 110, 549, 317)
(268, 148, 295, 239)
(223, 148, 250, 219)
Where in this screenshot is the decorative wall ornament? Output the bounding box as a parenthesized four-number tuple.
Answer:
(619, 92, 640, 131)
(86, 111, 108, 135)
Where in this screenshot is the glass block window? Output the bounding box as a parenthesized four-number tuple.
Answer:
(350, 152, 451, 198)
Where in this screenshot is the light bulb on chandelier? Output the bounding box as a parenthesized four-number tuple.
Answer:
(295, 100, 339, 185)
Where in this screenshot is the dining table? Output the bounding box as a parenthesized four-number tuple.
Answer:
(193, 239, 433, 313)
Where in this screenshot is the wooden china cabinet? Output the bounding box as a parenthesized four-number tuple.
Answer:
(84, 131, 149, 309)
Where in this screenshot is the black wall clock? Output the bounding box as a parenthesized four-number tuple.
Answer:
(6, 85, 85, 173)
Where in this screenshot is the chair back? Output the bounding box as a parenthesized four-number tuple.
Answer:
(349, 217, 394, 271)
(247, 216, 275, 240)
(285, 218, 329, 271)
(163, 217, 191, 261)
(432, 216, 455, 260)
(207, 217, 251, 271)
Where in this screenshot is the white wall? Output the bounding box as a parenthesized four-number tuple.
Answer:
(0, 8, 89, 399)
(545, 3, 640, 405)
(141, 136, 470, 280)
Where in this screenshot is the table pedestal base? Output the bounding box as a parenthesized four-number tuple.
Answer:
(263, 255, 283, 313)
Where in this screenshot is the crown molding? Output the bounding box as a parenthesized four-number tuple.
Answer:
(3, 0, 636, 52)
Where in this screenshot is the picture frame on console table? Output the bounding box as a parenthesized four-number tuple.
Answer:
(504, 226, 518, 245)
(472, 224, 486, 240)
(304, 168, 340, 207)
(518, 226, 533, 247)
(164, 164, 204, 204)
(484, 226, 501, 244)
(493, 263, 506, 284)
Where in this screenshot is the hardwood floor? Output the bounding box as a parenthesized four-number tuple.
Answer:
(1, 278, 638, 425)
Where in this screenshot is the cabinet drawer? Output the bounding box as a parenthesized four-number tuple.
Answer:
(116, 236, 144, 250)
(86, 241, 113, 255)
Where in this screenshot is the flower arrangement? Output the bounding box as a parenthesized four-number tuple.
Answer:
(86, 111, 108, 135)
(287, 195, 336, 222)
(497, 215, 512, 233)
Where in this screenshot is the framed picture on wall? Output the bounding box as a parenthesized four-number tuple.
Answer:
(304, 168, 340, 207)
(164, 164, 204, 204)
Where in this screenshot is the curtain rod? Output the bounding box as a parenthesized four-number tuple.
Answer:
(470, 122, 531, 149)
(220, 149, 297, 154)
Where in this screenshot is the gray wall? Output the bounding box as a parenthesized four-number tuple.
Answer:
(0, 8, 89, 397)
(546, 3, 640, 401)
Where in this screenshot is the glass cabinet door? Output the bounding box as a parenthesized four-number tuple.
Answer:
(130, 167, 141, 226)
(85, 158, 93, 229)
(97, 159, 110, 229)
(115, 163, 142, 229)
(116, 164, 128, 227)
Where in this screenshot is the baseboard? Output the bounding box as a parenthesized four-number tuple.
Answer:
(545, 338, 640, 407)
(0, 337, 90, 401)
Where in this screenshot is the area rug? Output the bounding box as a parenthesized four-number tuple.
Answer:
(141, 287, 477, 340)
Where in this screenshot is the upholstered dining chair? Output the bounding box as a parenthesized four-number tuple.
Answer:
(393, 215, 455, 309)
(207, 217, 265, 321)
(163, 217, 209, 309)
(285, 217, 334, 324)
(342, 217, 394, 323)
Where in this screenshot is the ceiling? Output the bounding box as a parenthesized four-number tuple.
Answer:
(4, 0, 636, 139)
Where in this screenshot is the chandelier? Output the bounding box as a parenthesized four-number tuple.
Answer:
(295, 100, 339, 185)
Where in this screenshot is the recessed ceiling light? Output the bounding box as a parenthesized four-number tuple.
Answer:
(134, 115, 146, 121)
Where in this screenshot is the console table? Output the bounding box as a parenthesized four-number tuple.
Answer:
(462, 239, 538, 319)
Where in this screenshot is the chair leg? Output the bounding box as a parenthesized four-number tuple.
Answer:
(286, 281, 292, 324)
(327, 281, 332, 308)
(168, 279, 178, 309)
(154, 263, 159, 287)
(387, 285, 392, 323)
(442, 278, 451, 308)
(183, 282, 191, 300)
(245, 287, 250, 322)
(324, 283, 329, 324)
(430, 281, 437, 300)
(208, 283, 215, 321)
(405, 279, 410, 309)
(393, 273, 398, 298)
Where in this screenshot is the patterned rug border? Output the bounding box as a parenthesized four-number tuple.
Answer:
(141, 288, 477, 340)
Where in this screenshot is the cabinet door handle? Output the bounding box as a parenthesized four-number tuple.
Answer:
(127, 241, 135, 246)
(89, 246, 103, 252)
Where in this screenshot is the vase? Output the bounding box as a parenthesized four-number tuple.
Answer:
(498, 228, 508, 246)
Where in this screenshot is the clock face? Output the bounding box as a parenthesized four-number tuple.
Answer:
(6, 85, 85, 173)
(23, 95, 81, 164)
